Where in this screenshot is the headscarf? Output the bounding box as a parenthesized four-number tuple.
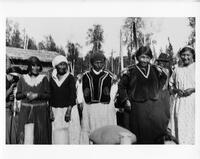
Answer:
(51, 55, 69, 86)
(52, 55, 68, 68)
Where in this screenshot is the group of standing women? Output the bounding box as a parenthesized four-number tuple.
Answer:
(118, 45, 195, 144)
(6, 45, 195, 144)
(6, 53, 117, 144)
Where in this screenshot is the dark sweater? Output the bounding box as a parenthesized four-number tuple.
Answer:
(82, 69, 112, 104)
(49, 74, 76, 108)
(118, 64, 167, 103)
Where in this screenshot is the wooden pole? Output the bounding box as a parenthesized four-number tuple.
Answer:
(111, 50, 113, 72)
(23, 29, 26, 49)
(133, 21, 137, 49)
(120, 29, 124, 71)
(25, 35, 29, 50)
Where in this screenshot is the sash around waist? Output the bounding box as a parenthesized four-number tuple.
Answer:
(21, 102, 47, 107)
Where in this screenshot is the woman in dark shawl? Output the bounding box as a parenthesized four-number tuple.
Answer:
(118, 46, 168, 144)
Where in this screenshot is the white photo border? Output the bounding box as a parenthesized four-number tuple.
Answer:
(0, 2, 200, 159)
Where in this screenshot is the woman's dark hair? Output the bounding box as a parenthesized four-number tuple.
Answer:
(90, 51, 106, 65)
(27, 56, 43, 73)
(179, 46, 195, 62)
(135, 46, 153, 60)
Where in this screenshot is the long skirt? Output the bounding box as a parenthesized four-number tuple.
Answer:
(159, 90, 171, 122)
(17, 104, 50, 144)
(52, 105, 81, 144)
(80, 102, 117, 144)
(130, 99, 168, 144)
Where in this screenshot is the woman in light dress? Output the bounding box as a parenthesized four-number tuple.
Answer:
(169, 46, 195, 144)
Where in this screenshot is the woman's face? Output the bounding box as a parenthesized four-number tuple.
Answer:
(138, 54, 151, 67)
(93, 60, 105, 72)
(180, 50, 193, 66)
(31, 64, 40, 76)
(7, 74, 14, 82)
(56, 62, 68, 75)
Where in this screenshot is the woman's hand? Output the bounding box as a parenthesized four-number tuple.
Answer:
(155, 65, 163, 74)
(176, 89, 185, 97)
(27, 92, 38, 101)
(50, 107, 55, 122)
(124, 100, 131, 112)
(173, 88, 184, 97)
(183, 88, 195, 97)
(78, 103, 83, 112)
(65, 106, 72, 122)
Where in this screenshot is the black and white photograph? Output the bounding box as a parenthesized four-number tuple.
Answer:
(1, 2, 200, 159)
(5, 17, 196, 145)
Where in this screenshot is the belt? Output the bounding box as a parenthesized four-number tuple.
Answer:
(21, 102, 47, 107)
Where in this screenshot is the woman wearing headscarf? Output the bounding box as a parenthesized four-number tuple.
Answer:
(50, 55, 80, 144)
(6, 66, 21, 144)
(80, 52, 117, 144)
(168, 46, 195, 144)
(118, 46, 168, 144)
(16, 56, 50, 144)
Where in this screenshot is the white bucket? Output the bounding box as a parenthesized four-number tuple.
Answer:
(119, 132, 133, 144)
(164, 140, 176, 144)
(24, 123, 34, 144)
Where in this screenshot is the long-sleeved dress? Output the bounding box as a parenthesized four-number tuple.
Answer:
(169, 63, 195, 144)
(118, 64, 168, 144)
(16, 74, 51, 144)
